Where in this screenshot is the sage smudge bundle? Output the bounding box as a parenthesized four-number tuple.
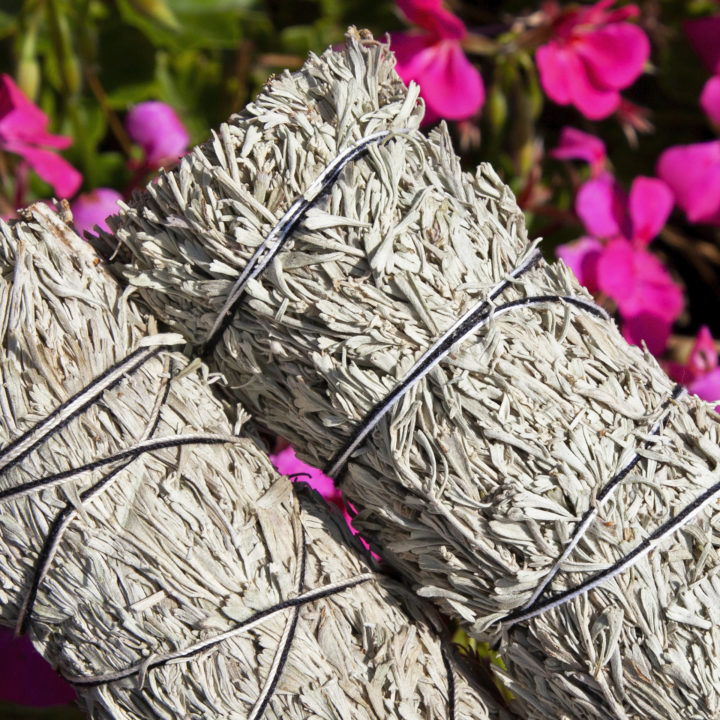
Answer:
(101, 28, 720, 720)
(0, 203, 502, 720)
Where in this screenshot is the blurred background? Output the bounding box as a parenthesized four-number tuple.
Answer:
(0, 0, 718, 716)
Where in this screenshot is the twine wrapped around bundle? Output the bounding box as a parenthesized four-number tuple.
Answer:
(0, 202, 503, 720)
(99, 28, 720, 720)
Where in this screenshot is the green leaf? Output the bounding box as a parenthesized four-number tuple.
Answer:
(116, 0, 252, 50)
(82, 151, 130, 191)
(125, 0, 180, 29)
(154, 49, 226, 141)
(169, 0, 256, 11)
(96, 22, 157, 107)
(0, 1, 20, 38)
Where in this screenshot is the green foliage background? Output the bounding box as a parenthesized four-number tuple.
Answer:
(0, 0, 398, 195)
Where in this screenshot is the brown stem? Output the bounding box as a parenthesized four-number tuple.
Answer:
(83, 66, 134, 159)
(230, 39, 253, 115)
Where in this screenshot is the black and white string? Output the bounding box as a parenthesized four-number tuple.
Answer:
(61, 554, 372, 690)
(0, 342, 376, 711)
(2, 130, 462, 719)
(201, 127, 717, 643)
(4, 126, 707, 717)
(201, 128, 411, 358)
(501, 382, 686, 629)
(0, 350, 239, 635)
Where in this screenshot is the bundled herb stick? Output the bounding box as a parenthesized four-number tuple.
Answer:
(0, 203, 502, 720)
(100, 28, 720, 720)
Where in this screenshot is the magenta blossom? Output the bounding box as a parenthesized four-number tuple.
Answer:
(0, 628, 75, 707)
(0, 75, 81, 198)
(550, 126, 607, 176)
(556, 235, 603, 293)
(666, 326, 720, 408)
(70, 188, 122, 237)
(125, 101, 189, 167)
(575, 171, 630, 238)
(576, 173, 673, 246)
(270, 445, 342, 509)
(558, 174, 681, 355)
(390, 0, 484, 122)
(685, 15, 720, 75)
(701, 76, 720, 127)
(536, 0, 650, 120)
(597, 240, 682, 355)
(269, 445, 373, 551)
(657, 141, 720, 226)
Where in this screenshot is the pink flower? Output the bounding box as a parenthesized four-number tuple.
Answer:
(576, 173, 672, 245)
(666, 326, 720, 407)
(701, 75, 720, 127)
(621, 312, 675, 357)
(596, 239, 682, 354)
(270, 445, 342, 509)
(70, 188, 122, 237)
(575, 172, 630, 238)
(0, 75, 81, 198)
(689, 369, 720, 407)
(390, 0, 484, 122)
(558, 173, 680, 355)
(0, 628, 75, 707)
(685, 15, 720, 74)
(550, 126, 607, 176)
(536, 0, 650, 119)
(125, 101, 189, 167)
(556, 235, 603, 292)
(657, 141, 720, 225)
(269, 446, 379, 556)
(667, 326, 717, 384)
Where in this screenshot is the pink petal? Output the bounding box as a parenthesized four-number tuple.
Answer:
(125, 101, 189, 167)
(597, 240, 683, 322)
(568, 51, 623, 119)
(700, 204, 720, 227)
(0, 628, 76, 707)
(537, 43, 620, 118)
(701, 75, 720, 127)
(0, 75, 49, 142)
(621, 312, 672, 356)
(70, 188, 123, 237)
(688, 325, 718, 377)
(556, 236, 603, 293)
(597, 238, 635, 303)
(397, 0, 466, 39)
(628, 176, 673, 245)
(269, 445, 342, 507)
(657, 141, 720, 223)
(391, 31, 437, 83)
(574, 23, 650, 91)
(576, 172, 629, 238)
(0, 74, 72, 150)
(417, 41, 484, 119)
(268, 446, 375, 548)
(578, 0, 639, 27)
(550, 126, 606, 176)
(6, 142, 82, 198)
(664, 358, 693, 385)
(393, 35, 484, 120)
(689, 367, 720, 407)
(685, 16, 720, 74)
(536, 43, 573, 105)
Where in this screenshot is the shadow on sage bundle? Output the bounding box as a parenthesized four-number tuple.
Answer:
(99, 27, 720, 720)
